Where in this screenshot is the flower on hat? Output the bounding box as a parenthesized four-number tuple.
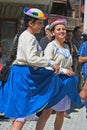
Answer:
(32, 12, 38, 16)
(29, 6, 32, 9)
(44, 13, 48, 18)
(23, 7, 29, 13)
(50, 20, 55, 24)
(38, 13, 44, 18)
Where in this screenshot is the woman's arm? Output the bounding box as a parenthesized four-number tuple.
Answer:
(78, 56, 87, 63)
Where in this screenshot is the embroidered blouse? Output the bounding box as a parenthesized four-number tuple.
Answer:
(44, 40, 73, 73)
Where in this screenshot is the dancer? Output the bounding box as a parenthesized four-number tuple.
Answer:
(0, 7, 74, 130)
(36, 18, 81, 130)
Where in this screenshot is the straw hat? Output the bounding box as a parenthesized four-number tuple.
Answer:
(23, 7, 48, 20)
(50, 18, 67, 30)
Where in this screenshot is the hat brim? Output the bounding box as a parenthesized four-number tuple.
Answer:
(50, 21, 67, 30)
(24, 11, 46, 20)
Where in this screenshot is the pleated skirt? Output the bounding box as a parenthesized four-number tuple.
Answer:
(0, 65, 81, 118)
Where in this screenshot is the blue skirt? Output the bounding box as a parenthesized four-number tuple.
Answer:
(45, 74, 81, 109)
(0, 65, 81, 118)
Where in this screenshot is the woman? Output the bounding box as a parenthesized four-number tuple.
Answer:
(0, 7, 74, 130)
(39, 24, 52, 50)
(36, 18, 81, 130)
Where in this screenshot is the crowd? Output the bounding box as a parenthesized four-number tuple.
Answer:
(0, 6, 87, 130)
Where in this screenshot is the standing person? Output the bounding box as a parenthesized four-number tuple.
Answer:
(39, 24, 52, 50)
(0, 7, 69, 130)
(71, 26, 83, 92)
(65, 31, 77, 57)
(72, 26, 83, 50)
(78, 30, 87, 101)
(36, 18, 81, 130)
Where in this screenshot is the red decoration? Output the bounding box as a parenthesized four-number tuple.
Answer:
(29, 6, 32, 9)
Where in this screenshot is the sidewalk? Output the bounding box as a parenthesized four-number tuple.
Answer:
(0, 105, 87, 130)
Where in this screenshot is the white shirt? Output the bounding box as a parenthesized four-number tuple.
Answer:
(44, 40, 73, 73)
(14, 30, 55, 68)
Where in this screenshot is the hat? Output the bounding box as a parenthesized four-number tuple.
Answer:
(23, 7, 48, 20)
(50, 18, 67, 30)
(82, 29, 87, 35)
(45, 24, 51, 30)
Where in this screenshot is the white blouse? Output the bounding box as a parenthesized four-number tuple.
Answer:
(44, 40, 73, 73)
(14, 30, 55, 68)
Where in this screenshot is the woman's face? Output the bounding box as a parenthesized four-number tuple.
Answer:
(52, 24, 66, 41)
(28, 19, 44, 34)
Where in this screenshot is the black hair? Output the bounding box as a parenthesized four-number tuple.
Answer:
(73, 26, 81, 34)
(0, 15, 38, 86)
(82, 34, 87, 42)
(51, 26, 55, 32)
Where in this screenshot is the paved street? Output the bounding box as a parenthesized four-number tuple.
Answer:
(0, 105, 87, 130)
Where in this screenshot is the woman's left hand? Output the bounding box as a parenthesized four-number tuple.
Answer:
(65, 69, 75, 76)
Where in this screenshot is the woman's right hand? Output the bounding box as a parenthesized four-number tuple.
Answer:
(53, 64, 60, 74)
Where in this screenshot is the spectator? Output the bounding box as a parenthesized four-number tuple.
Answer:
(71, 26, 83, 92)
(39, 24, 52, 50)
(72, 26, 83, 50)
(78, 29, 87, 106)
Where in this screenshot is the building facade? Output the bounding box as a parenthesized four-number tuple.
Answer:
(0, 0, 53, 64)
(49, 0, 83, 30)
(0, 0, 83, 64)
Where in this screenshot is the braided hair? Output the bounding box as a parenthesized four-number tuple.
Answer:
(0, 15, 38, 86)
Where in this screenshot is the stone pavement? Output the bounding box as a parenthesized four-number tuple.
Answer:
(0, 105, 87, 130)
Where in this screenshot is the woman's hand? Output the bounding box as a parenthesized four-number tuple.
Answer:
(53, 64, 60, 74)
(65, 69, 75, 76)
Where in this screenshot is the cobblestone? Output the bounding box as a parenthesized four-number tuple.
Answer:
(0, 105, 87, 130)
